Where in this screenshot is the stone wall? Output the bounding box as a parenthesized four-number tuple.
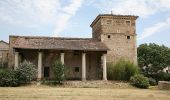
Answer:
(91, 15, 137, 64)
(8, 36, 18, 68)
(158, 81, 170, 90)
(0, 41, 9, 67)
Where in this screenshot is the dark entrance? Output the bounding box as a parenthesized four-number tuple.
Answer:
(44, 67, 50, 78)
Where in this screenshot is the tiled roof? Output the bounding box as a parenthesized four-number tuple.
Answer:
(12, 36, 109, 51)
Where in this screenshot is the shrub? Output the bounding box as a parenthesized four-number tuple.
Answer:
(107, 59, 139, 81)
(0, 68, 19, 87)
(149, 72, 170, 83)
(15, 61, 37, 84)
(148, 77, 157, 86)
(130, 74, 149, 89)
(52, 60, 65, 84)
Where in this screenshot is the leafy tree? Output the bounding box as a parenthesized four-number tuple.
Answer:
(138, 43, 170, 77)
(52, 60, 65, 84)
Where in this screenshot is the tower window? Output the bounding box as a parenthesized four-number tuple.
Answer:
(126, 20, 131, 26)
(127, 36, 131, 39)
(108, 35, 111, 39)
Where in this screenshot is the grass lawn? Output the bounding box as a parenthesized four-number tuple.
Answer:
(0, 85, 170, 100)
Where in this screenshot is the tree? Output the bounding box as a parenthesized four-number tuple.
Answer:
(52, 60, 65, 84)
(138, 43, 170, 76)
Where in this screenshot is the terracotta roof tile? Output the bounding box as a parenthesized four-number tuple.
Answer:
(12, 36, 109, 51)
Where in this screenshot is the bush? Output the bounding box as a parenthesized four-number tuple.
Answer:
(52, 60, 65, 84)
(148, 77, 157, 86)
(107, 59, 139, 81)
(130, 74, 149, 89)
(15, 61, 37, 84)
(152, 72, 170, 82)
(0, 69, 19, 87)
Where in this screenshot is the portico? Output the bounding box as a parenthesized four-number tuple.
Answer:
(12, 36, 109, 81)
(14, 50, 107, 81)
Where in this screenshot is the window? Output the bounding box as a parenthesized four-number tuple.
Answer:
(166, 70, 169, 73)
(126, 20, 131, 26)
(108, 35, 111, 39)
(75, 67, 79, 72)
(127, 36, 131, 39)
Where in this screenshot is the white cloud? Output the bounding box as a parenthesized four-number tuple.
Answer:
(0, 0, 60, 27)
(138, 17, 170, 40)
(53, 0, 84, 36)
(93, 0, 170, 18)
(0, 0, 84, 36)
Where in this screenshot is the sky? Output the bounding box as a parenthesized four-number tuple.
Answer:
(0, 0, 170, 47)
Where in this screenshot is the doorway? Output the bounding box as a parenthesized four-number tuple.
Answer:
(44, 67, 50, 78)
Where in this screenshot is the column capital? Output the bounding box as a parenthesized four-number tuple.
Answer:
(15, 52, 19, 54)
(60, 52, 65, 55)
(38, 51, 42, 54)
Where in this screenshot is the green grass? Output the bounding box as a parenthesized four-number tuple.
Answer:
(0, 85, 170, 100)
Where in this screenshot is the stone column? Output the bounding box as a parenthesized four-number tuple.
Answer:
(102, 54, 107, 81)
(14, 52, 19, 70)
(38, 52, 42, 79)
(60, 53, 65, 64)
(82, 53, 86, 81)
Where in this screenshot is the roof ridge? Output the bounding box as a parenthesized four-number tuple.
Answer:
(10, 35, 92, 40)
(0, 40, 9, 44)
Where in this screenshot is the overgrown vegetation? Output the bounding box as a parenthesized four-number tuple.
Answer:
(0, 61, 37, 87)
(130, 74, 149, 89)
(52, 60, 65, 84)
(107, 59, 139, 81)
(148, 77, 157, 86)
(138, 43, 170, 82)
(15, 61, 37, 84)
(0, 68, 19, 87)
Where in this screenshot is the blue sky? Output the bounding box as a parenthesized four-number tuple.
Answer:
(0, 0, 170, 47)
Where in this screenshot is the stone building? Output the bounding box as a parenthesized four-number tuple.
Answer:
(8, 14, 138, 81)
(0, 40, 9, 67)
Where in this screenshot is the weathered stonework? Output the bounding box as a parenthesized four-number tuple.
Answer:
(91, 14, 138, 64)
(158, 81, 170, 90)
(0, 40, 9, 67)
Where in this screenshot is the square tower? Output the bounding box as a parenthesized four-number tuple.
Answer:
(90, 14, 138, 64)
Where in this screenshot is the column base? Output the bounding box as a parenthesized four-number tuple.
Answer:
(103, 79, 107, 81)
(37, 78, 42, 81)
(82, 78, 86, 81)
